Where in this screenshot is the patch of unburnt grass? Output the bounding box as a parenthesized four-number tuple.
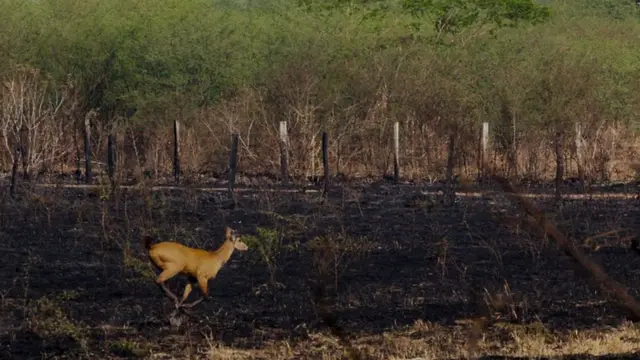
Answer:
(196, 320, 640, 359)
(22, 296, 90, 357)
(109, 338, 152, 358)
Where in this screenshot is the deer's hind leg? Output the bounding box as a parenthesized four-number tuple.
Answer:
(177, 277, 198, 307)
(155, 267, 182, 306)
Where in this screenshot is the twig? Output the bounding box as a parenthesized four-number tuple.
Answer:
(490, 173, 640, 321)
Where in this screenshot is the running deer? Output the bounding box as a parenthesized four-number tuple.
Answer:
(143, 226, 249, 309)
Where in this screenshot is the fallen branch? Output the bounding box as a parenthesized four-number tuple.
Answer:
(490, 173, 640, 321)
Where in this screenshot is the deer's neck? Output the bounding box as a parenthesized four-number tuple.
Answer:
(211, 240, 236, 266)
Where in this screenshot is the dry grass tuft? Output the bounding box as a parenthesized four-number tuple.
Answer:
(198, 321, 640, 359)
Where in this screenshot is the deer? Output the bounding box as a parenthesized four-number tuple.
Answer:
(143, 226, 249, 309)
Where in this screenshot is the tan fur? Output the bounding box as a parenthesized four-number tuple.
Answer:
(145, 226, 248, 309)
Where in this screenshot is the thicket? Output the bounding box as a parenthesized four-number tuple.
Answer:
(1, 0, 639, 183)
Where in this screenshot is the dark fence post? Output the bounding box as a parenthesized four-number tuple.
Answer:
(445, 131, 456, 205)
(107, 133, 116, 190)
(228, 133, 239, 195)
(74, 126, 81, 184)
(19, 125, 29, 181)
(393, 122, 400, 182)
(322, 131, 329, 196)
(84, 116, 92, 184)
(10, 144, 19, 197)
(555, 128, 565, 204)
(173, 120, 180, 184)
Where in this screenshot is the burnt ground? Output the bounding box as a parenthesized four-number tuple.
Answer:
(1, 180, 640, 359)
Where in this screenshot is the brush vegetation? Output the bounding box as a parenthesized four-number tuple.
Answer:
(1, 0, 639, 181)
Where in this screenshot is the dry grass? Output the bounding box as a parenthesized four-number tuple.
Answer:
(193, 320, 640, 359)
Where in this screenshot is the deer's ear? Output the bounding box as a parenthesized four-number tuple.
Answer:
(225, 226, 232, 238)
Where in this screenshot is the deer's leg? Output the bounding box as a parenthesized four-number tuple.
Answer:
(158, 282, 180, 305)
(180, 296, 205, 309)
(155, 267, 182, 306)
(177, 278, 196, 307)
(180, 276, 208, 309)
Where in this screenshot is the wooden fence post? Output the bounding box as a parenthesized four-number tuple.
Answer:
(74, 126, 81, 184)
(10, 143, 19, 197)
(480, 122, 489, 182)
(322, 131, 329, 196)
(173, 120, 180, 184)
(510, 112, 518, 178)
(107, 133, 116, 189)
(393, 121, 400, 182)
(19, 125, 29, 181)
(445, 130, 456, 204)
(279, 121, 288, 184)
(310, 135, 316, 181)
(84, 115, 92, 184)
(555, 128, 565, 203)
(75, 156, 81, 184)
(228, 133, 239, 195)
(575, 122, 586, 193)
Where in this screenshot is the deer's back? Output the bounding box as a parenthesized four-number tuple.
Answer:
(149, 242, 199, 271)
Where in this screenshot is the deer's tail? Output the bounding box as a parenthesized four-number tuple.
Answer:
(142, 235, 155, 251)
(631, 238, 640, 256)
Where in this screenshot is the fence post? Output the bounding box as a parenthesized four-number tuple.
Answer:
(84, 115, 92, 184)
(575, 122, 585, 193)
(107, 133, 116, 190)
(480, 122, 489, 182)
(279, 121, 288, 184)
(173, 120, 180, 184)
(310, 135, 316, 181)
(19, 125, 29, 181)
(445, 131, 456, 205)
(10, 143, 19, 197)
(228, 133, 239, 195)
(322, 131, 329, 196)
(555, 128, 565, 203)
(393, 121, 400, 182)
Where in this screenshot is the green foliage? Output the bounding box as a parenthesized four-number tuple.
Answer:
(550, 0, 640, 20)
(0, 0, 273, 121)
(1, 0, 639, 140)
(242, 227, 283, 285)
(243, 227, 280, 264)
(401, 0, 551, 35)
(295, 0, 391, 15)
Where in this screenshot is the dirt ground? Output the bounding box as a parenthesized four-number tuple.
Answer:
(1, 178, 640, 359)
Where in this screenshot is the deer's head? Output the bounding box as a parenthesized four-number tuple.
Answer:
(225, 226, 248, 251)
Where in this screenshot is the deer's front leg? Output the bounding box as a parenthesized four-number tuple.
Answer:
(180, 275, 209, 309)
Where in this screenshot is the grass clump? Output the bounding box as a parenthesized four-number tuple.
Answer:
(243, 226, 284, 288)
(26, 297, 86, 342)
(307, 231, 370, 291)
(109, 339, 151, 358)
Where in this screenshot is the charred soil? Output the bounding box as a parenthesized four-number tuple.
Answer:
(1, 181, 640, 359)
